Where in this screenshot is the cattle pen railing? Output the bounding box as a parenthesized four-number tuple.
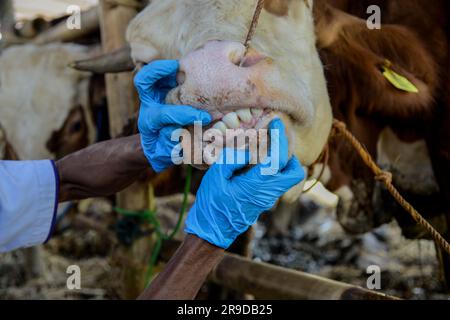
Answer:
(160, 240, 398, 300)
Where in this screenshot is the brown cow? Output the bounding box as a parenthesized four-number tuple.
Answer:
(314, 0, 450, 283)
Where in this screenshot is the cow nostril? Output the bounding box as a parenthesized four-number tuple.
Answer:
(177, 71, 186, 85)
(240, 54, 268, 68)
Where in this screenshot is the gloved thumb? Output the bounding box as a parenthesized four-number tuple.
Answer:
(156, 105, 212, 129)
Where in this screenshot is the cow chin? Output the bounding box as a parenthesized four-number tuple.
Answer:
(165, 40, 314, 169)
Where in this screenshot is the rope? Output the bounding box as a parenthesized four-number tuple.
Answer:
(240, 0, 266, 66)
(303, 146, 329, 193)
(332, 120, 450, 256)
(242, 2, 450, 257)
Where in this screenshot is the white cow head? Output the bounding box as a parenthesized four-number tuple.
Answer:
(0, 44, 95, 160)
(126, 0, 332, 168)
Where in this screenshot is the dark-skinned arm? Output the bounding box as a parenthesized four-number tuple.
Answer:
(138, 234, 224, 300)
(56, 134, 224, 300)
(56, 134, 150, 202)
(56, 135, 223, 300)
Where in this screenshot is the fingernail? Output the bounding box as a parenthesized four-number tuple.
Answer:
(270, 118, 282, 129)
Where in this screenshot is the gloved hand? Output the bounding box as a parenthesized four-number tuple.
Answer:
(135, 60, 212, 172)
(185, 119, 305, 248)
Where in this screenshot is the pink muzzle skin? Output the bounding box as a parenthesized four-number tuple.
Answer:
(166, 40, 311, 168)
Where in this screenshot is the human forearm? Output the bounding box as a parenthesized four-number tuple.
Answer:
(138, 234, 224, 300)
(56, 134, 150, 202)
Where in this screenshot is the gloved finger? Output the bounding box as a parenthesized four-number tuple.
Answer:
(268, 118, 290, 171)
(255, 119, 289, 177)
(275, 156, 305, 190)
(215, 148, 251, 180)
(158, 125, 182, 143)
(156, 105, 212, 129)
(134, 60, 179, 95)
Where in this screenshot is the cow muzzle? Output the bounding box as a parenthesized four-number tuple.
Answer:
(166, 40, 314, 168)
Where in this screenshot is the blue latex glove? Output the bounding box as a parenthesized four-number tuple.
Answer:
(135, 60, 212, 172)
(185, 119, 305, 249)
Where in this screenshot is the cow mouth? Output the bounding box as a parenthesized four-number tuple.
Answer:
(165, 40, 311, 141)
(190, 106, 287, 168)
(209, 108, 274, 133)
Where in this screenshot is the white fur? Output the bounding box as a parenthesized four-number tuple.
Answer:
(0, 43, 95, 159)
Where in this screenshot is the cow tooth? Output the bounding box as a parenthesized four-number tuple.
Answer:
(212, 121, 228, 134)
(236, 108, 253, 123)
(222, 112, 240, 129)
(251, 108, 263, 117)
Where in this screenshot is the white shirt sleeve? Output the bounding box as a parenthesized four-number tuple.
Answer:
(0, 160, 58, 253)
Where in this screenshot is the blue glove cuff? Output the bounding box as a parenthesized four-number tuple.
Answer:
(185, 204, 250, 249)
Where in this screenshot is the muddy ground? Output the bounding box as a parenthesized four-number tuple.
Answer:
(0, 195, 448, 300)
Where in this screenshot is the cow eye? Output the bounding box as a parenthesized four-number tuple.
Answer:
(70, 121, 83, 133)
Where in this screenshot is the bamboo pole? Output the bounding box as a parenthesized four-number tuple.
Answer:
(33, 7, 99, 45)
(98, 1, 139, 137)
(160, 240, 397, 300)
(210, 254, 396, 300)
(0, 0, 15, 38)
(97, 0, 151, 299)
(0, 0, 20, 47)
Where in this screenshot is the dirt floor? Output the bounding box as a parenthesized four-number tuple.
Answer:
(0, 195, 449, 300)
(254, 202, 449, 300)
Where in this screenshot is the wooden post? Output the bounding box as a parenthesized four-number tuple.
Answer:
(0, 0, 16, 46)
(33, 7, 99, 45)
(0, 0, 15, 34)
(98, 0, 138, 138)
(160, 240, 398, 300)
(210, 254, 397, 300)
(0, 124, 5, 159)
(97, 0, 150, 299)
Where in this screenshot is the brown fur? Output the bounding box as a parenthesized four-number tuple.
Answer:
(313, 0, 448, 178)
(316, 1, 442, 123)
(313, 0, 450, 237)
(46, 106, 90, 160)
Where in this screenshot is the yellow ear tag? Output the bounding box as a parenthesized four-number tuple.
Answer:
(381, 61, 419, 93)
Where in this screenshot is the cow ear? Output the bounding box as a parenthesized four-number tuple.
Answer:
(321, 20, 438, 121)
(129, 42, 160, 65)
